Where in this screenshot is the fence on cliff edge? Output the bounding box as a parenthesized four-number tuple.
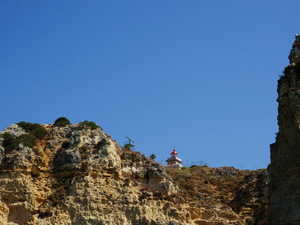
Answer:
(182, 160, 209, 167)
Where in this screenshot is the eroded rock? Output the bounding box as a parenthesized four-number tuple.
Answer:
(269, 35, 300, 225)
(0, 122, 267, 224)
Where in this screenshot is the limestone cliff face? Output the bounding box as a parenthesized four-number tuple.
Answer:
(0, 122, 266, 225)
(269, 35, 300, 224)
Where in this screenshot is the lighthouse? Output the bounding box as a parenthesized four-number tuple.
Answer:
(166, 149, 183, 168)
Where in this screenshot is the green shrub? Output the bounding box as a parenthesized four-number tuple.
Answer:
(77, 121, 99, 130)
(17, 121, 39, 131)
(53, 117, 71, 127)
(190, 165, 198, 169)
(17, 121, 47, 139)
(124, 144, 131, 150)
(16, 134, 35, 148)
(31, 126, 47, 139)
(1, 132, 35, 153)
(1, 133, 15, 149)
(173, 169, 192, 182)
(149, 154, 156, 160)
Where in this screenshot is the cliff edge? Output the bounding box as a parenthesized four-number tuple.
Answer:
(0, 121, 267, 225)
(269, 35, 300, 224)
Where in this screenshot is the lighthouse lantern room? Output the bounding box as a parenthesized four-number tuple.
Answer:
(166, 149, 183, 168)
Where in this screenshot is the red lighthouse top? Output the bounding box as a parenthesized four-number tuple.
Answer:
(171, 149, 178, 155)
(166, 148, 182, 168)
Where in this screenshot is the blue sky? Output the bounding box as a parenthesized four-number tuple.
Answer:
(0, 1, 298, 169)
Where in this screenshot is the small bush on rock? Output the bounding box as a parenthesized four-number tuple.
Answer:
(124, 144, 131, 150)
(53, 117, 71, 127)
(190, 165, 198, 169)
(16, 134, 35, 148)
(149, 154, 156, 160)
(1, 133, 15, 149)
(1, 132, 35, 153)
(17, 121, 47, 139)
(77, 121, 99, 130)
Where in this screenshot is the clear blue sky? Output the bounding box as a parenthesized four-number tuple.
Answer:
(0, 1, 298, 169)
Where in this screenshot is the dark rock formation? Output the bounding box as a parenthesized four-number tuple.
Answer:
(53, 148, 82, 172)
(269, 35, 300, 224)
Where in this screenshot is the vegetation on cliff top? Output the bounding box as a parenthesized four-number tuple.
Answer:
(17, 121, 47, 139)
(0, 132, 35, 153)
(0, 120, 269, 224)
(166, 166, 248, 204)
(0, 121, 48, 153)
(53, 117, 71, 127)
(76, 120, 99, 130)
(166, 166, 268, 224)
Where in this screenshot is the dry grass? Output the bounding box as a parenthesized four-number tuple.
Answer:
(165, 166, 249, 205)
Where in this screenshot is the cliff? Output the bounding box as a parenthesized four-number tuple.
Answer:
(269, 35, 300, 224)
(0, 121, 267, 225)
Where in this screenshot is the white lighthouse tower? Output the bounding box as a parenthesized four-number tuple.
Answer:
(166, 149, 183, 168)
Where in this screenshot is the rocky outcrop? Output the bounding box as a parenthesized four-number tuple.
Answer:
(0, 122, 267, 224)
(0, 123, 180, 225)
(167, 165, 269, 225)
(230, 169, 269, 225)
(269, 35, 300, 224)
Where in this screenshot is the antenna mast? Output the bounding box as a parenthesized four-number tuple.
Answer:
(125, 136, 135, 150)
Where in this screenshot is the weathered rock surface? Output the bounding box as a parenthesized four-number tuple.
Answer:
(0, 122, 267, 224)
(269, 35, 300, 225)
(167, 166, 268, 225)
(230, 169, 269, 225)
(0, 124, 26, 137)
